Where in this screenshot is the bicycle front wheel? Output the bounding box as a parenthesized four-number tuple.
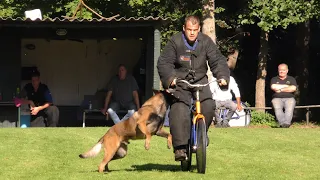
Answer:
(180, 140, 192, 171)
(196, 118, 207, 174)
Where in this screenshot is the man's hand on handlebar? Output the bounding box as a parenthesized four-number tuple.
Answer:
(217, 79, 228, 86)
(170, 78, 177, 87)
(170, 78, 227, 88)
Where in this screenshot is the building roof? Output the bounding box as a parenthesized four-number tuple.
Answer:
(0, 16, 172, 22)
(0, 16, 173, 28)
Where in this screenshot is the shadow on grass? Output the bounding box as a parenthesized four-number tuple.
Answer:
(80, 163, 198, 173)
(125, 163, 196, 172)
(79, 169, 121, 174)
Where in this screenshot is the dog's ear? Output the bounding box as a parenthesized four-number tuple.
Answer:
(152, 89, 161, 95)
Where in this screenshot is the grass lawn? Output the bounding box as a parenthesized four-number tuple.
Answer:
(0, 126, 320, 180)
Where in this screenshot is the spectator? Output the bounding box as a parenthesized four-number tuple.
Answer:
(101, 64, 140, 124)
(210, 75, 242, 127)
(20, 70, 59, 127)
(270, 63, 297, 128)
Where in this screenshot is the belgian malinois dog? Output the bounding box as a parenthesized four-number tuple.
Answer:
(79, 90, 174, 173)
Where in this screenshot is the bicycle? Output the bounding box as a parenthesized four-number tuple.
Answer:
(176, 79, 216, 174)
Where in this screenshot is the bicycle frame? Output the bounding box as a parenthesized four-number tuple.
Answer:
(219, 108, 240, 120)
(179, 79, 220, 173)
(191, 89, 205, 150)
(177, 79, 216, 150)
(218, 101, 250, 120)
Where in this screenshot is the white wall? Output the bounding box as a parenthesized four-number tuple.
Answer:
(21, 38, 143, 105)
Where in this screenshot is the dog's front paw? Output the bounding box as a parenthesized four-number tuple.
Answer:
(167, 135, 172, 149)
(145, 143, 150, 150)
(98, 168, 104, 173)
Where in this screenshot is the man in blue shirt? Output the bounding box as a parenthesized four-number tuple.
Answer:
(21, 70, 59, 127)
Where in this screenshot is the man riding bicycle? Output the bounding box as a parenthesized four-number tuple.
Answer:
(157, 15, 230, 161)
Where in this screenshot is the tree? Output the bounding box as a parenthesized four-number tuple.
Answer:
(202, 0, 216, 80)
(238, 0, 320, 111)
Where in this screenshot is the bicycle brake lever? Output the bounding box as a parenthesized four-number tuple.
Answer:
(166, 88, 176, 95)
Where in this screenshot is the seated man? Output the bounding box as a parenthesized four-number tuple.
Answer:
(270, 63, 297, 128)
(210, 75, 242, 127)
(101, 64, 140, 124)
(20, 70, 59, 127)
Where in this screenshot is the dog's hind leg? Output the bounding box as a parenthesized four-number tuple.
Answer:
(111, 141, 128, 160)
(98, 138, 121, 173)
(156, 128, 172, 149)
(104, 141, 129, 172)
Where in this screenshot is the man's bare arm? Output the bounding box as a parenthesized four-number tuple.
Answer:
(103, 91, 112, 109)
(271, 84, 289, 92)
(279, 85, 296, 93)
(37, 103, 50, 111)
(235, 97, 243, 111)
(133, 90, 140, 109)
(21, 99, 35, 107)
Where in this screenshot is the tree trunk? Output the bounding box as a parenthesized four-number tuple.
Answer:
(255, 30, 269, 112)
(202, 0, 216, 81)
(294, 21, 310, 121)
(227, 50, 239, 70)
(202, 0, 216, 44)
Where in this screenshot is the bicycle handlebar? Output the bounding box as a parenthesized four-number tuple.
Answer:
(177, 79, 216, 88)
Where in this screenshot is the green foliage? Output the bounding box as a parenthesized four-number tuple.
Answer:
(238, 0, 320, 32)
(245, 102, 276, 126)
(126, 0, 203, 47)
(250, 110, 277, 126)
(0, 4, 16, 17)
(63, 1, 96, 19)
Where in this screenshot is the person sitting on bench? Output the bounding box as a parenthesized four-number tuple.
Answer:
(101, 64, 140, 124)
(210, 75, 242, 128)
(20, 70, 59, 127)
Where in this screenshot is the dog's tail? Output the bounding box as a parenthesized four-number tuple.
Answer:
(79, 137, 104, 159)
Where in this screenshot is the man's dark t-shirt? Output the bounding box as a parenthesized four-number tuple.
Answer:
(107, 75, 139, 106)
(23, 83, 53, 107)
(270, 76, 297, 98)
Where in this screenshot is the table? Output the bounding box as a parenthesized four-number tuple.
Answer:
(0, 101, 20, 127)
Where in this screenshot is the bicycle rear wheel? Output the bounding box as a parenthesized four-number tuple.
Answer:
(196, 118, 207, 174)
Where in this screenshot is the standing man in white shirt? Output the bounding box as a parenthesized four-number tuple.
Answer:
(210, 75, 242, 127)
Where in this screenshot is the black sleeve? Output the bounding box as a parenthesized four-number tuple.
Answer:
(270, 77, 277, 85)
(289, 76, 297, 86)
(157, 38, 177, 89)
(205, 38, 230, 83)
(43, 84, 53, 103)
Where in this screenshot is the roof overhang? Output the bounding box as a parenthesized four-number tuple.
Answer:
(0, 16, 173, 28)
